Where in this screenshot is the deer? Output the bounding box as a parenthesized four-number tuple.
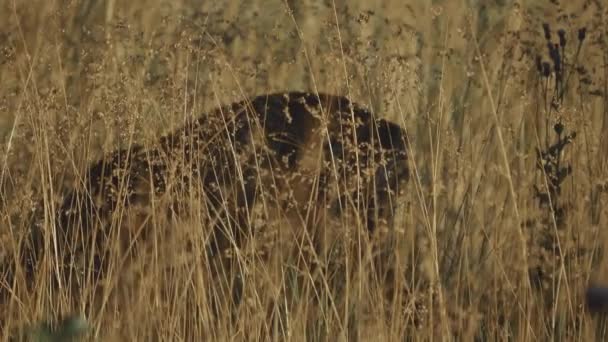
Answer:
(20, 91, 410, 325)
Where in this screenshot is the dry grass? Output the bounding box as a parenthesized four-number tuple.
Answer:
(1, 0, 608, 340)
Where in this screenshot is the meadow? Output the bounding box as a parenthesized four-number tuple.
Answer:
(1, 0, 608, 340)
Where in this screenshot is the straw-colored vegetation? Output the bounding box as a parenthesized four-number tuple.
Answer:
(1, 0, 607, 340)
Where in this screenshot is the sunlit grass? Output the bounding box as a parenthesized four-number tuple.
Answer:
(1, 0, 608, 340)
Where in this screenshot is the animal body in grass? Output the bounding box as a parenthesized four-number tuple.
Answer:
(53, 91, 410, 272)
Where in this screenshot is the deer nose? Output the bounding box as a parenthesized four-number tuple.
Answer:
(586, 287, 608, 314)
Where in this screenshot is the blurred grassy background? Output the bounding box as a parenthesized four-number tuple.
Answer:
(1, 0, 608, 340)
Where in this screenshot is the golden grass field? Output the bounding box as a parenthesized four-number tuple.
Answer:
(1, 0, 608, 340)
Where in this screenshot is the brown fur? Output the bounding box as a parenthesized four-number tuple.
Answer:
(47, 91, 409, 280)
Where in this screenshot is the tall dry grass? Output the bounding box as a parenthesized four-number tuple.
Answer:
(1, 0, 607, 340)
